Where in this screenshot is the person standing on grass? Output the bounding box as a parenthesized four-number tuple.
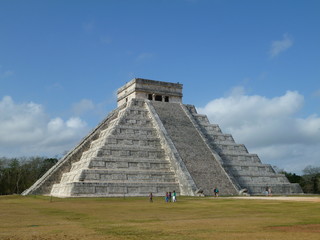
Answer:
(265, 186, 269, 196)
(172, 190, 177, 202)
(149, 192, 153, 202)
(168, 192, 172, 202)
(213, 187, 219, 197)
(165, 192, 169, 202)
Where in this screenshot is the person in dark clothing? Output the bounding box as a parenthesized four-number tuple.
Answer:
(213, 187, 219, 197)
(149, 192, 153, 202)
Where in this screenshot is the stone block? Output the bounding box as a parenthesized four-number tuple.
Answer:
(95, 186, 108, 194)
(100, 174, 112, 180)
(112, 174, 127, 180)
(127, 187, 139, 193)
(108, 186, 127, 194)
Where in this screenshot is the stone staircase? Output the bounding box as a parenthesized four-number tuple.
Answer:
(51, 99, 180, 197)
(185, 104, 302, 195)
(151, 101, 239, 196)
(22, 104, 127, 196)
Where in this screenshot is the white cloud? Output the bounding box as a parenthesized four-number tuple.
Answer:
(66, 117, 87, 129)
(48, 118, 64, 132)
(0, 96, 89, 157)
(72, 99, 95, 116)
(227, 86, 246, 97)
(269, 34, 293, 58)
(197, 88, 320, 173)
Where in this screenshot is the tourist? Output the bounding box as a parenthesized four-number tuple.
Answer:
(165, 192, 169, 202)
(149, 192, 153, 202)
(168, 192, 172, 202)
(172, 190, 177, 202)
(265, 186, 269, 196)
(213, 187, 219, 197)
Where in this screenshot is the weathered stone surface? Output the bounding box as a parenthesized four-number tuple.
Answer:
(151, 101, 238, 196)
(184, 104, 302, 195)
(22, 78, 303, 197)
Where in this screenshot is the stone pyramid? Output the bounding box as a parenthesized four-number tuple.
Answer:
(23, 78, 302, 197)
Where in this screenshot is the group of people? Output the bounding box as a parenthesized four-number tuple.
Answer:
(265, 186, 272, 196)
(165, 191, 177, 202)
(149, 187, 221, 201)
(148, 190, 177, 202)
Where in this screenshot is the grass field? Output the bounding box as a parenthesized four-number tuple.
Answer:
(0, 195, 319, 240)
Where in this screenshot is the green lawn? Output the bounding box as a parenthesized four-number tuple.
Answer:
(0, 195, 319, 240)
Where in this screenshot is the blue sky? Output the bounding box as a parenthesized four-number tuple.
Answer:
(0, 0, 319, 173)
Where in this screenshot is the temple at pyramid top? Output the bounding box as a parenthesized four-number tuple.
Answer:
(117, 78, 183, 106)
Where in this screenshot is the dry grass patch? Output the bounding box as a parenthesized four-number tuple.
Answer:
(270, 224, 320, 233)
(0, 195, 319, 240)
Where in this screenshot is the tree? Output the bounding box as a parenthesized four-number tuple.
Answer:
(273, 165, 320, 194)
(284, 172, 303, 184)
(301, 165, 320, 194)
(0, 157, 58, 195)
(302, 165, 320, 176)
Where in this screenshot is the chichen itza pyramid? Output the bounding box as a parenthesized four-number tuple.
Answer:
(23, 78, 302, 197)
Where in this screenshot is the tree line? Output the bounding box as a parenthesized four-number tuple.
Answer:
(278, 165, 320, 194)
(0, 157, 319, 195)
(0, 157, 58, 195)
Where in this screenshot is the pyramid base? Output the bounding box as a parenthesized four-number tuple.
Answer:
(51, 182, 180, 197)
(244, 183, 303, 195)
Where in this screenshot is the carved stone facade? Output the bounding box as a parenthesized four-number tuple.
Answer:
(23, 78, 302, 197)
(117, 78, 183, 106)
